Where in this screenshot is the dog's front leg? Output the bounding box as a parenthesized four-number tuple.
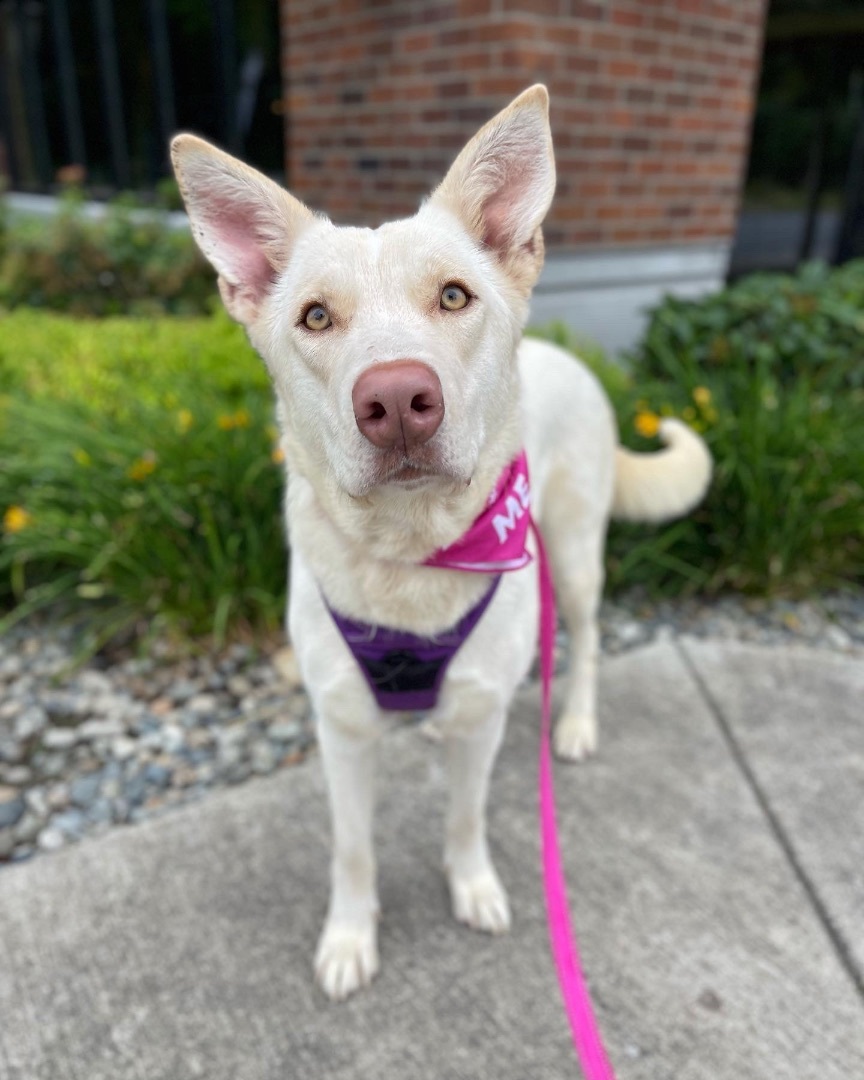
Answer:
(443, 709, 511, 934)
(315, 721, 380, 1001)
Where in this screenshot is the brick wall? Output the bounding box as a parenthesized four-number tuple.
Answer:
(279, 0, 766, 252)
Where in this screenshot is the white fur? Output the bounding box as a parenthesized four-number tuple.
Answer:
(613, 418, 713, 523)
(171, 85, 711, 1002)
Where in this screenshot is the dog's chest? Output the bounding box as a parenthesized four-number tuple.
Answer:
(287, 484, 504, 637)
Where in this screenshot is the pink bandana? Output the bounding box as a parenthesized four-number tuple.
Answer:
(424, 451, 533, 573)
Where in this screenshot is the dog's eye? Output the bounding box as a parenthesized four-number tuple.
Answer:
(440, 284, 469, 311)
(303, 304, 332, 330)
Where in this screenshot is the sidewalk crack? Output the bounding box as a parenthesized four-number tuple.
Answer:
(675, 639, 864, 1003)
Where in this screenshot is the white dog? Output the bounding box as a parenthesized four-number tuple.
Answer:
(171, 85, 710, 1002)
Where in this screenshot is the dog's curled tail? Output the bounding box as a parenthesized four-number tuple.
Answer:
(612, 419, 712, 524)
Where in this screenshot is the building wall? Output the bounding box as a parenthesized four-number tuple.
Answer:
(279, 0, 766, 351)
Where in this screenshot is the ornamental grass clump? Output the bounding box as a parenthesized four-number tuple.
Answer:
(0, 312, 285, 649)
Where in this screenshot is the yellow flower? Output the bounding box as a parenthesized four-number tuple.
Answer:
(218, 408, 251, 431)
(177, 409, 194, 434)
(3, 505, 32, 533)
(127, 453, 157, 481)
(634, 411, 660, 438)
(693, 386, 712, 408)
(682, 406, 697, 423)
(271, 446, 285, 465)
(72, 448, 92, 467)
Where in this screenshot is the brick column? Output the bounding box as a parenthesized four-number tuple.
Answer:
(279, 0, 767, 349)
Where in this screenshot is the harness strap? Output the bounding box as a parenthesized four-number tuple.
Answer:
(325, 578, 501, 712)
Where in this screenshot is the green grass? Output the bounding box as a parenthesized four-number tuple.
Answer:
(0, 306, 269, 407)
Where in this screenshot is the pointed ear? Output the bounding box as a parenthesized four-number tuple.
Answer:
(170, 134, 315, 325)
(429, 84, 555, 293)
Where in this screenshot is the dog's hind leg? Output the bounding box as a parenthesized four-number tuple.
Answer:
(443, 706, 511, 934)
(539, 478, 608, 762)
(314, 722, 381, 1001)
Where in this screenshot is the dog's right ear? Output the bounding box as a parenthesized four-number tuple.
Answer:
(170, 135, 315, 326)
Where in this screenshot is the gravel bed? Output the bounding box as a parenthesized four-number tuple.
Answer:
(1, 589, 862, 865)
(598, 589, 864, 656)
(0, 633, 313, 865)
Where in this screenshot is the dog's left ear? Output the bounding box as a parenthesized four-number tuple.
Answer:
(429, 84, 555, 294)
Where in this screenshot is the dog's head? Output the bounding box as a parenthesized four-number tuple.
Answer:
(171, 86, 554, 518)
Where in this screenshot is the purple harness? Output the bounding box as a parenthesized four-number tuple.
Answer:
(325, 578, 500, 711)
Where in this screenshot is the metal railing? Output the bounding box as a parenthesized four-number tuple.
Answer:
(0, 0, 273, 193)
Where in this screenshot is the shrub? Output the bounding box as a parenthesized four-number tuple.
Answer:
(634, 260, 864, 393)
(0, 190, 215, 317)
(609, 261, 864, 595)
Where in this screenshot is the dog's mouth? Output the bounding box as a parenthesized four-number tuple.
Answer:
(387, 463, 439, 484)
(354, 448, 469, 494)
(381, 462, 455, 490)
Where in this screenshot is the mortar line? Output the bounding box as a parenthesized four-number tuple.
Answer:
(675, 639, 864, 1003)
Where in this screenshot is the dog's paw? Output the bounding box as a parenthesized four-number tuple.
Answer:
(554, 713, 598, 762)
(449, 869, 511, 934)
(314, 920, 379, 1002)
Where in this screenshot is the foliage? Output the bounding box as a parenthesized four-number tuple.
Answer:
(745, 5, 864, 202)
(609, 261, 864, 596)
(1, 256, 862, 653)
(0, 312, 285, 649)
(0, 190, 216, 317)
(633, 260, 864, 392)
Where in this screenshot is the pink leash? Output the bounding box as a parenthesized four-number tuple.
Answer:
(424, 454, 616, 1075)
(531, 520, 617, 1079)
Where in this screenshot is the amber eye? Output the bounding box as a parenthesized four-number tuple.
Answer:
(440, 283, 469, 311)
(303, 304, 331, 330)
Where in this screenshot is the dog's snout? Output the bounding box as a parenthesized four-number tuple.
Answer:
(352, 361, 444, 451)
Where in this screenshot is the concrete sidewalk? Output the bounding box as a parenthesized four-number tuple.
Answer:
(0, 639, 862, 1080)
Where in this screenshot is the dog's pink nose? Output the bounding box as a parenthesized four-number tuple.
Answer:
(352, 361, 444, 450)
